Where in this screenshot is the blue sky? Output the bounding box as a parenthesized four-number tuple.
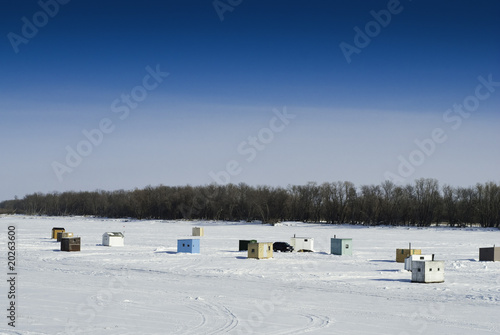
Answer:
(1, 0, 499, 201)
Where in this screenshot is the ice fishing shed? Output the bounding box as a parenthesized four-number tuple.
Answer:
(61, 232, 73, 239)
(331, 236, 352, 255)
(192, 227, 204, 237)
(248, 242, 273, 259)
(404, 254, 434, 271)
(411, 260, 444, 283)
(177, 239, 200, 253)
(239, 239, 257, 251)
(61, 237, 81, 252)
(290, 237, 314, 252)
(102, 232, 125, 247)
(396, 248, 421, 263)
(52, 227, 65, 239)
(479, 246, 500, 261)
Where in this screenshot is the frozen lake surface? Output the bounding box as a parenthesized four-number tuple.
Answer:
(1, 215, 500, 334)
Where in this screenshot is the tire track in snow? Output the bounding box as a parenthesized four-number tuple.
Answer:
(264, 313, 332, 335)
(176, 298, 239, 335)
(300, 314, 331, 333)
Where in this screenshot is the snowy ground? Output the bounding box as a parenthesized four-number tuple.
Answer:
(1, 215, 499, 335)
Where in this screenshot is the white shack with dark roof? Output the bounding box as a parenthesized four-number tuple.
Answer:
(102, 232, 125, 247)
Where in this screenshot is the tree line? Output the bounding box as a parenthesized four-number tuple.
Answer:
(1, 179, 499, 228)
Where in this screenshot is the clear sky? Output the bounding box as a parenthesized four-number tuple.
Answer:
(1, 0, 499, 201)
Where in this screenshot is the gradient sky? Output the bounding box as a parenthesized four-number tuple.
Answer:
(1, 0, 499, 201)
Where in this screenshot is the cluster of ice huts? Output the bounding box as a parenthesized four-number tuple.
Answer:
(243, 237, 499, 285)
(239, 235, 352, 259)
(51, 226, 205, 253)
(394, 243, 500, 283)
(394, 244, 444, 283)
(51, 227, 124, 251)
(51, 225, 499, 285)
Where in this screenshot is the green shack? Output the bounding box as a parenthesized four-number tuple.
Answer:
(239, 239, 257, 251)
(331, 236, 353, 255)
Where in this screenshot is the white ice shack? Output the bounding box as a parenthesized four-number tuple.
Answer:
(290, 237, 314, 252)
(404, 254, 434, 271)
(102, 232, 125, 247)
(411, 260, 444, 283)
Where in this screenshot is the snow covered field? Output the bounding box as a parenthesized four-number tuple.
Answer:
(1, 215, 500, 335)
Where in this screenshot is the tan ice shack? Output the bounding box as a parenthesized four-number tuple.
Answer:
(248, 242, 273, 259)
(192, 227, 204, 237)
(396, 248, 421, 263)
(61, 232, 74, 238)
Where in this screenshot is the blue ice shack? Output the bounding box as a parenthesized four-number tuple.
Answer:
(331, 236, 352, 255)
(177, 239, 200, 254)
